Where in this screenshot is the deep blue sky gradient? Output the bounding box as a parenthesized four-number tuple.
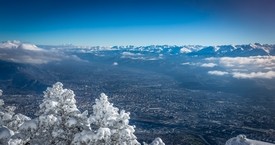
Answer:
(0, 0, 274, 45)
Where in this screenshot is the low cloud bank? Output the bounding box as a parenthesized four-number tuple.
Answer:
(0, 41, 82, 64)
(121, 51, 161, 60)
(0, 41, 62, 64)
(206, 56, 275, 79)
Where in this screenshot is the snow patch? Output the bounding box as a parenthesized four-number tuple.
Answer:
(19, 120, 38, 131)
(226, 134, 274, 145)
(180, 47, 192, 53)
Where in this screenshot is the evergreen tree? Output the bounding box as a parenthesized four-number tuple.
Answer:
(0, 83, 164, 145)
(0, 90, 30, 145)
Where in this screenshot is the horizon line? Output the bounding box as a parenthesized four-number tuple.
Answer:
(1, 40, 274, 48)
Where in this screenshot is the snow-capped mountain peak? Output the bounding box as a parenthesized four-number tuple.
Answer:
(180, 47, 192, 53)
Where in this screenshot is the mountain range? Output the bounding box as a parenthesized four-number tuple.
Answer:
(39, 42, 275, 57)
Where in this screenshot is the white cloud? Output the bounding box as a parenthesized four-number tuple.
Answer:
(181, 62, 217, 68)
(201, 63, 217, 68)
(205, 56, 275, 79)
(0, 40, 20, 49)
(181, 62, 217, 67)
(232, 71, 275, 79)
(208, 70, 229, 76)
(181, 62, 191, 65)
(218, 56, 275, 68)
(18, 43, 43, 51)
(0, 41, 61, 64)
(264, 66, 275, 70)
(181, 62, 201, 66)
(113, 62, 118, 66)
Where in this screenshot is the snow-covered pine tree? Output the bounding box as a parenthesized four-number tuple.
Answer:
(0, 90, 30, 145)
(73, 92, 164, 145)
(1, 83, 164, 145)
(8, 82, 90, 145)
(88, 93, 140, 145)
(38, 82, 90, 137)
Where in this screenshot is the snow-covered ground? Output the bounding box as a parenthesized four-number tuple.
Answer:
(226, 135, 275, 145)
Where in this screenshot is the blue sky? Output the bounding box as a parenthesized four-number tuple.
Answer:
(0, 0, 274, 46)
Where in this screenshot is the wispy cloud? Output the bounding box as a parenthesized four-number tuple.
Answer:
(208, 70, 229, 76)
(201, 63, 217, 68)
(121, 51, 161, 60)
(232, 71, 275, 79)
(181, 62, 192, 65)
